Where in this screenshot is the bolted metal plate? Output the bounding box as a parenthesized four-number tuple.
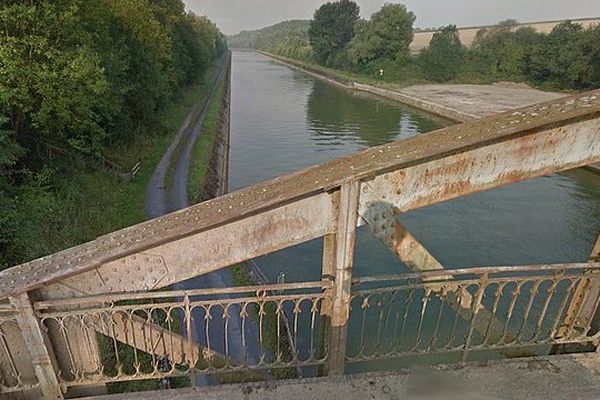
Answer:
(1, 90, 599, 298)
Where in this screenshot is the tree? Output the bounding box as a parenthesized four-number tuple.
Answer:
(473, 22, 543, 80)
(585, 25, 600, 88)
(347, 3, 415, 67)
(528, 21, 591, 89)
(308, 0, 359, 64)
(0, 1, 109, 157)
(0, 0, 226, 267)
(419, 25, 464, 82)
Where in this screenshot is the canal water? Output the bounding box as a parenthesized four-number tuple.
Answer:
(228, 50, 600, 369)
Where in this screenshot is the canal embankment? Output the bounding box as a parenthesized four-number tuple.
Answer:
(257, 50, 600, 173)
(190, 52, 232, 202)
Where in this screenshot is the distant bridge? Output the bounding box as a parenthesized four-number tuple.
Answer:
(410, 17, 600, 52)
(0, 90, 599, 399)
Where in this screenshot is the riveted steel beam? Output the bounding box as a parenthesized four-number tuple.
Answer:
(2, 90, 599, 299)
(358, 117, 600, 219)
(39, 193, 334, 298)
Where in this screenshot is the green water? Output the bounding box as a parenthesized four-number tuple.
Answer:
(228, 50, 600, 371)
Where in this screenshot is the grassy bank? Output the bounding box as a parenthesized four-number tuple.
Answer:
(4, 66, 221, 270)
(258, 51, 424, 92)
(188, 71, 227, 203)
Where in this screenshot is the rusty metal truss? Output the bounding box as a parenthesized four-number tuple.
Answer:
(0, 90, 599, 398)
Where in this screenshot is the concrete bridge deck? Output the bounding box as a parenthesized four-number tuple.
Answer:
(83, 354, 600, 400)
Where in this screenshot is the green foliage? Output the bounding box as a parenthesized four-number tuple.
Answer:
(0, 0, 226, 268)
(243, 9, 600, 93)
(308, 0, 359, 64)
(347, 3, 415, 68)
(473, 23, 544, 81)
(528, 21, 594, 89)
(419, 25, 464, 82)
(228, 20, 310, 53)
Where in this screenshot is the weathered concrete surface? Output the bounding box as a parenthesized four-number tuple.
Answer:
(396, 83, 565, 120)
(81, 354, 600, 400)
(391, 84, 600, 173)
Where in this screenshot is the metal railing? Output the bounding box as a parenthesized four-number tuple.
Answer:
(0, 311, 40, 394)
(347, 264, 600, 365)
(0, 89, 598, 398)
(33, 281, 327, 389)
(2, 263, 599, 393)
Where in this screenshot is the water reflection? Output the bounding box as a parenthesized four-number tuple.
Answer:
(306, 79, 449, 148)
(229, 50, 600, 372)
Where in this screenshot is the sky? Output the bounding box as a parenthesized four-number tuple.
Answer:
(183, 0, 600, 35)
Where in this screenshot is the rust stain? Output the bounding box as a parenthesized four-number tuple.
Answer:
(1, 89, 599, 297)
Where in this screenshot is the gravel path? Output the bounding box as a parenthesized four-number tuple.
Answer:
(143, 55, 259, 383)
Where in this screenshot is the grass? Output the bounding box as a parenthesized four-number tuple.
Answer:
(188, 72, 227, 203)
(77, 62, 224, 394)
(162, 60, 222, 193)
(9, 58, 230, 265)
(260, 51, 423, 92)
(11, 72, 220, 266)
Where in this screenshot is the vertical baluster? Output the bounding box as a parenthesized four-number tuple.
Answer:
(58, 318, 78, 381)
(309, 299, 318, 362)
(445, 286, 463, 351)
(462, 276, 487, 363)
(382, 292, 395, 356)
(128, 312, 141, 376)
(183, 293, 196, 383)
(550, 279, 578, 340)
(374, 296, 387, 356)
(512, 280, 541, 344)
(293, 300, 300, 363)
(397, 288, 415, 353)
(166, 308, 175, 372)
(429, 288, 447, 351)
(275, 301, 282, 364)
(483, 283, 504, 346)
(258, 300, 266, 366)
(412, 289, 432, 352)
(204, 306, 212, 370)
(500, 282, 522, 344)
(564, 277, 594, 340)
(358, 296, 369, 359)
(532, 280, 558, 342)
(240, 302, 248, 368)
(0, 320, 22, 389)
(223, 304, 230, 369)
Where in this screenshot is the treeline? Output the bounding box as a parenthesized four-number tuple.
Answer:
(0, 0, 226, 267)
(231, 1, 600, 91)
(421, 20, 600, 89)
(227, 20, 311, 60)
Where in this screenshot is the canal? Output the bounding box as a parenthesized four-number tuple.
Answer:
(227, 50, 600, 370)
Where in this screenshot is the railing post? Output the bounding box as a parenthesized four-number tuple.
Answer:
(559, 232, 600, 341)
(10, 292, 63, 399)
(462, 274, 488, 363)
(324, 181, 360, 376)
